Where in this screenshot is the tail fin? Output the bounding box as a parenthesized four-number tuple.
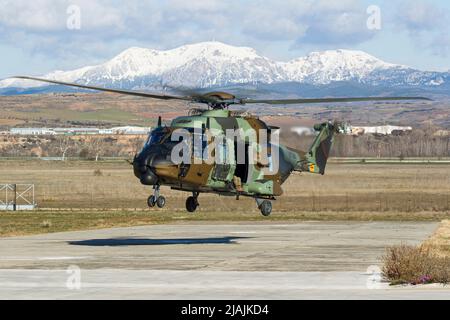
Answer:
(297, 122, 336, 175)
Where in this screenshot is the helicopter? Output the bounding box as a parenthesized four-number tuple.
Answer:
(12, 76, 430, 216)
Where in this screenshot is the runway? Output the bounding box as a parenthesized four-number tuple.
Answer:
(0, 221, 448, 299)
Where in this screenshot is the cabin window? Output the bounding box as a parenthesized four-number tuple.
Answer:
(192, 133, 208, 160)
(268, 154, 273, 172)
(217, 142, 228, 164)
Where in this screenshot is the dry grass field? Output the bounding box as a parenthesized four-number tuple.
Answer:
(0, 160, 450, 215)
(424, 220, 450, 257)
(0, 93, 187, 129)
(1, 159, 449, 212)
(1, 93, 450, 129)
(382, 220, 450, 285)
(0, 159, 449, 236)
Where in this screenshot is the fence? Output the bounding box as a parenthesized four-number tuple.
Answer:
(0, 184, 36, 211)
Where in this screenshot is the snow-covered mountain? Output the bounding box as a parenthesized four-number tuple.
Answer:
(285, 49, 397, 83)
(1, 42, 449, 93)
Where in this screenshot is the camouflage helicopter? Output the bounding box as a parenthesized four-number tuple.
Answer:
(12, 76, 429, 216)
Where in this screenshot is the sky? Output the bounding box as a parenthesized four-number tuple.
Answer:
(0, 0, 449, 78)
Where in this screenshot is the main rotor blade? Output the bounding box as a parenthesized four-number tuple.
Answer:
(161, 85, 228, 104)
(12, 76, 192, 101)
(240, 96, 432, 105)
(161, 85, 205, 97)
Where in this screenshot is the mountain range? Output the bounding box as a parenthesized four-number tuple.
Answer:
(1, 41, 449, 97)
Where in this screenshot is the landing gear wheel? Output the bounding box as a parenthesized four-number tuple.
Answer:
(259, 200, 272, 217)
(186, 196, 198, 213)
(147, 195, 156, 208)
(156, 196, 166, 208)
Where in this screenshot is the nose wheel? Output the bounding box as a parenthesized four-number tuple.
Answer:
(186, 192, 199, 213)
(147, 185, 166, 209)
(256, 198, 272, 217)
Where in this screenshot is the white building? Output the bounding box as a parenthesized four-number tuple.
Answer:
(10, 128, 56, 135)
(352, 125, 412, 136)
(291, 127, 315, 136)
(53, 128, 102, 135)
(9, 126, 151, 136)
(99, 129, 114, 135)
(111, 126, 152, 135)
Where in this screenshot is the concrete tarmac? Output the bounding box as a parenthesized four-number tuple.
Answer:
(0, 221, 448, 299)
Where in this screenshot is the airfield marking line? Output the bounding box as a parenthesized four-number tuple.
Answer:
(0, 222, 439, 273)
(0, 256, 91, 261)
(229, 231, 257, 234)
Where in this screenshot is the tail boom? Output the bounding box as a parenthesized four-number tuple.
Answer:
(296, 122, 336, 175)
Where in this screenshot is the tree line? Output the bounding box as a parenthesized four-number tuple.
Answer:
(1, 128, 449, 159)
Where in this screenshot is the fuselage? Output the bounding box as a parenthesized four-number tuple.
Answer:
(133, 109, 302, 198)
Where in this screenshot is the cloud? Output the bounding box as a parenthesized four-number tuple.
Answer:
(431, 32, 450, 57)
(396, 0, 445, 31)
(394, 0, 450, 56)
(0, 1, 379, 58)
(0, 0, 124, 31)
(300, 9, 374, 45)
(242, 0, 375, 46)
(1, 0, 446, 73)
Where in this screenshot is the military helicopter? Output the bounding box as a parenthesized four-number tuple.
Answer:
(12, 76, 430, 216)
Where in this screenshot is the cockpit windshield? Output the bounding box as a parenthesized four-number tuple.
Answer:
(145, 127, 169, 146)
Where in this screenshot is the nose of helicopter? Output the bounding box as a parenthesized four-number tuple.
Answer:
(133, 152, 159, 186)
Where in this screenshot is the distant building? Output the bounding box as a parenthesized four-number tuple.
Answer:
(10, 128, 56, 135)
(351, 128, 365, 136)
(350, 125, 412, 136)
(53, 128, 101, 135)
(9, 126, 151, 136)
(111, 126, 152, 135)
(291, 127, 315, 136)
(434, 130, 450, 137)
(99, 129, 114, 135)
